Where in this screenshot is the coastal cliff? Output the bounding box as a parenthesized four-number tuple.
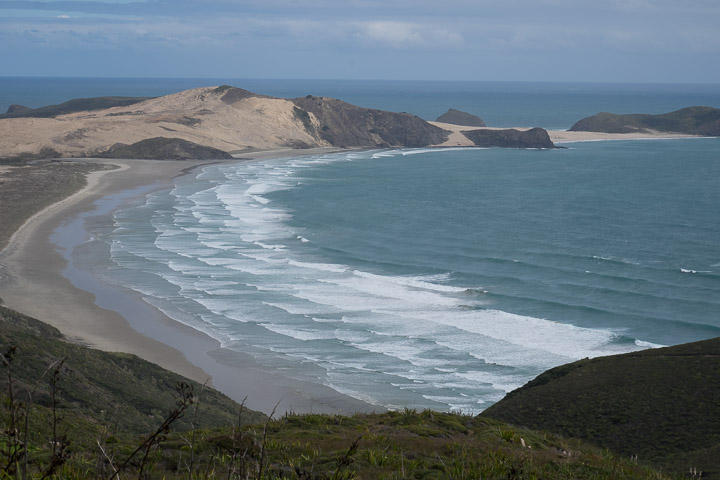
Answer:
(291, 95, 448, 148)
(570, 106, 720, 135)
(463, 127, 557, 148)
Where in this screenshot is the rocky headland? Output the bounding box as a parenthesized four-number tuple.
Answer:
(0, 86, 560, 160)
(462, 127, 556, 149)
(570, 106, 720, 135)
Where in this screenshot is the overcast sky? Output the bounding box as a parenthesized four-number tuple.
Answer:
(2, 0, 719, 82)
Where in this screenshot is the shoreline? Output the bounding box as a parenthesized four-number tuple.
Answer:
(428, 121, 702, 146)
(0, 149, 376, 415)
(0, 137, 711, 415)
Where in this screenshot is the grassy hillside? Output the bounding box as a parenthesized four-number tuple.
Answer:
(569, 106, 720, 135)
(0, 305, 265, 434)
(482, 337, 720, 478)
(0, 305, 678, 478)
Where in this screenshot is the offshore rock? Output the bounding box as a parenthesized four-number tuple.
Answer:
(462, 127, 557, 148)
(436, 108, 486, 127)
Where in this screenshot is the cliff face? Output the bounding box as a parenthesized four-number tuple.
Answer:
(569, 106, 720, 135)
(462, 127, 556, 148)
(482, 337, 720, 478)
(291, 95, 449, 148)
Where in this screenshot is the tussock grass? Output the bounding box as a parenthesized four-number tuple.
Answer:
(0, 307, 688, 479)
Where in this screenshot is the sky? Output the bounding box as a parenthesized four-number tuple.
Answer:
(1, 0, 719, 82)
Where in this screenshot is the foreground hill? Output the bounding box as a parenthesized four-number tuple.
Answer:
(569, 106, 720, 135)
(0, 304, 265, 434)
(482, 337, 720, 478)
(0, 306, 672, 479)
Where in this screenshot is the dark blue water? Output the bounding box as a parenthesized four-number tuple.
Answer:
(90, 139, 720, 413)
(2, 77, 720, 129)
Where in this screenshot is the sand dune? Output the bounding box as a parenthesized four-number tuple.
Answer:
(0, 87, 328, 158)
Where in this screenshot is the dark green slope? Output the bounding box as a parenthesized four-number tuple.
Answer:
(0, 305, 265, 434)
(0, 305, 679, 478)
(569, 106, 720, 135)
(482, 338, 720, 477)
(98, 137, 233, 160)
(0, 96, 151, 119)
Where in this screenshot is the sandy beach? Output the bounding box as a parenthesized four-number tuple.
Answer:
(429, 122, 699, 146)
(0, 149, 375, 415)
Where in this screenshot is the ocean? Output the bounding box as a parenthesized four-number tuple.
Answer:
(6, 78, 720, 413)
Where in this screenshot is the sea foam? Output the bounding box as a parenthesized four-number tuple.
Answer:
(105, 147, 705, 414)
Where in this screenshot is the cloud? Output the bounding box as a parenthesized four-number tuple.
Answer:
(359, 22, 424, 46)
(354, 21, 463, 48)
(1, 0, 719, 80)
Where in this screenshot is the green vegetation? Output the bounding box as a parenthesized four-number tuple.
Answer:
(99, 137, 233, 160)
(0, 161, 115, 251)
(0, 305, 683, 478)
(0, 97, 151, 119)
(0, 305, 265, 433)
(482, 338, 720, 478)
(569, 106, 720, 135)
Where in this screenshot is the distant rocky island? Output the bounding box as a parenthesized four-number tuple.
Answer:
(435, 108, 486, 127)
(0, 86, 560, 160)
(570, 106, 720, 135)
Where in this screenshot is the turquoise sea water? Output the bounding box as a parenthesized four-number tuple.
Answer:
(8, 78, 719, 412)
(93, 140, 720, 412)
